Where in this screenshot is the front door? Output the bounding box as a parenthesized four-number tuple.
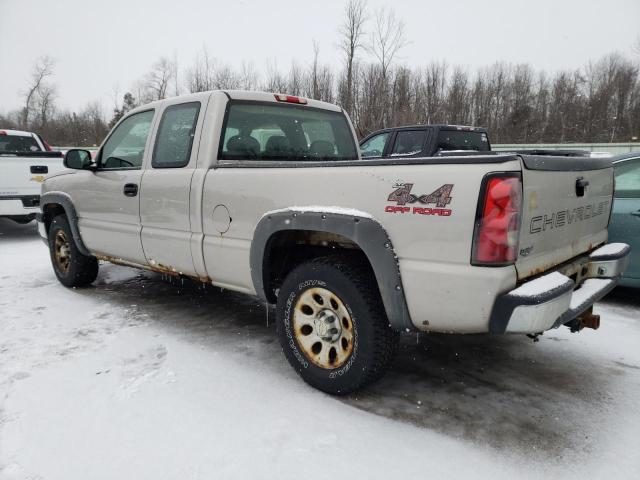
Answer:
(75, 109, 156, 264)
(611, 158, 640, 281)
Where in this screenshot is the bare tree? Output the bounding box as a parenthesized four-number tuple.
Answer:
(82, 102, 108, 146)
(369, 7, 407, 80)
(145, 56, 176, 101)
(35, 83, 56, 130)
(287, 61, 305, 96)
(339, 0, 367, 113)
(239, 61, 259, 90)
(172, 51, 180, 97)
(21, 55, 55, 128)
(185, 47, 215, 93)
(632, 35, 640, 56)
(264, 59, 288, 93)
(310, 41, 321, 99)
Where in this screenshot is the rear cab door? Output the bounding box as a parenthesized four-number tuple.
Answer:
(139, 93, 210, 277)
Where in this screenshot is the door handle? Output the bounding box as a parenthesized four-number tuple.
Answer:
(30, 165, 48, 174)
(631, 211, 640, 217)
(123, 183, 138, 197)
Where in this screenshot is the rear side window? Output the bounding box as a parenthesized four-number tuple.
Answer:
(0, 134, 41, 154)
(219, 102, 358, 161)
(614, 159, 640, 198)
(436, 130, 489, 152)
(152, 102, 201, 168)
(390, 130, 427, 156)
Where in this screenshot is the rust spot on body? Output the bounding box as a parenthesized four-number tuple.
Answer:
(96, 255, 212, 284)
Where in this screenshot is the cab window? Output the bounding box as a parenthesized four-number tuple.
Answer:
(152, 102, 200, 168)
(99, 110, 154, 170)
(360, 132, 389, 158)
(390, 130, 427, 156)
(219, 102, 357, 161)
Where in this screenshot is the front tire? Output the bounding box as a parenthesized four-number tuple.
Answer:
(48, 214, 99, 287)
(276, 255, 399, 395)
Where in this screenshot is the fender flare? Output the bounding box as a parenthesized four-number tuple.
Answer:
(39, 191, 91, 256)
(250, 209, 414, 331)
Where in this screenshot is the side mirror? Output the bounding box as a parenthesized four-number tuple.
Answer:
(64, 149, 94, 170)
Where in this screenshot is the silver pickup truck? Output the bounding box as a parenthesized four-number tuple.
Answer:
(36, 90, 630, 394)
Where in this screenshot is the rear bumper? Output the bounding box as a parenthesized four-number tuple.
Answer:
(489, 243, 631, 334)
(0, 195, 40, 216)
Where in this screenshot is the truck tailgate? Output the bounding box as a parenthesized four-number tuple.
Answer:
(515, 155, 613, 280)
(0, 153, 64, 196)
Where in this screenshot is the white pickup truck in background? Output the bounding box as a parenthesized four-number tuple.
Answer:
(0, 129, 65, 223)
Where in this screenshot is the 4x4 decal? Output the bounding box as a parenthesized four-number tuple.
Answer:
(385, 183, 453, 216)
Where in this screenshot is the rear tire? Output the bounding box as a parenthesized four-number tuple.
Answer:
(276, 255, 399, 395)
(48, 214, 98, 287)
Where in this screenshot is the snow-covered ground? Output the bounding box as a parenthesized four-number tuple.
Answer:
(1, 218, 639, 479)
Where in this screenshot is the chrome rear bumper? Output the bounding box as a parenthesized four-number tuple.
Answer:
(489, 243, 631, 334)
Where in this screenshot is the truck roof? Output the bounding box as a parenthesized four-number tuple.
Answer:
(0, 129, 36, 137)
(369, 124, 489, 134)
(135, 90, 343, 114)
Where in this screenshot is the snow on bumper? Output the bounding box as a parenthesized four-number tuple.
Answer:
(489, 243, 631, 334)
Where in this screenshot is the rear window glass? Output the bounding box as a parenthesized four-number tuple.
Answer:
(436, 130, 489, 152)
(614, 159, 640, 198)
(0, 134, 41, 154)
(220, 102, 358, 161)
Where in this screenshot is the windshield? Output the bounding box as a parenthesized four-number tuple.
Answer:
(436, 130, 490, 152)
(220, 102, 358, 161)
(0, 134, 42, 154)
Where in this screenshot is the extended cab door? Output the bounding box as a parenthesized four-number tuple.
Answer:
(139, 97, 207, 277)
(74, 109, 156, 263)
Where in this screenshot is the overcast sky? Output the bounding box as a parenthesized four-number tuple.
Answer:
(1, 0, 639, 114)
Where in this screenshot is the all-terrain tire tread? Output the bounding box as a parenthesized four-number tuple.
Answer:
(288, 254, 399, 391)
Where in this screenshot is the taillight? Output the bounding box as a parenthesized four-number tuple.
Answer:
(472, 173, 522, 266)
(274, 94, 307, 104)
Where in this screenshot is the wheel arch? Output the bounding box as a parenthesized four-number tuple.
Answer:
(39, 192, 91, 256)
(250, 209, 414, 331)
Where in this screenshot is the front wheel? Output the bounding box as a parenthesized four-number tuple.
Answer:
(48, 215, 99, 287)
(276, 255, 399, 395)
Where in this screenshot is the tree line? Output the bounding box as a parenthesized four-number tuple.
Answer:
(2, 0, 639, 146)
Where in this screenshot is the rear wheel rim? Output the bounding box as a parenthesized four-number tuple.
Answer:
(293, 287, 354, 369)
(54, 230, 71, 274)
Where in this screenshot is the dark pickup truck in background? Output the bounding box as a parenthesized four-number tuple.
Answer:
(359, 124, 491, 158)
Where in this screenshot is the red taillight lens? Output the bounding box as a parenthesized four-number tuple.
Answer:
(274, 94, 307, 104)
(472, 174, 522, 265)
